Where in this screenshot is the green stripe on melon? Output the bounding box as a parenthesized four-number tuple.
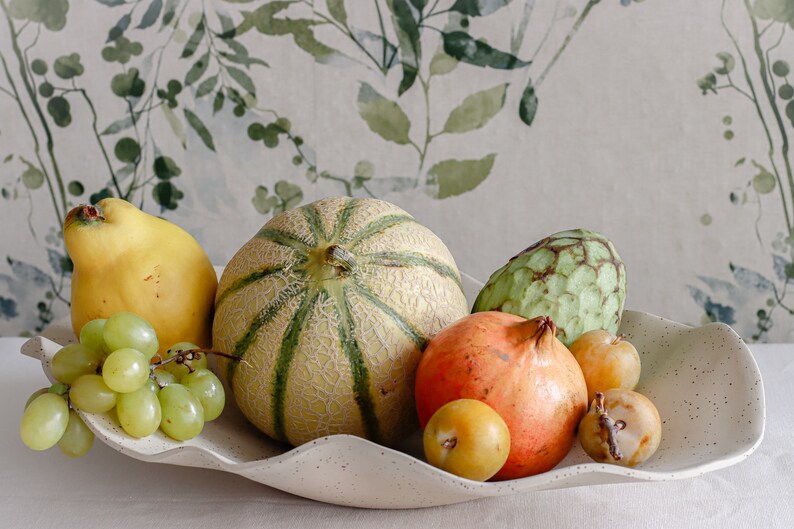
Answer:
(213, 197, 469, 447)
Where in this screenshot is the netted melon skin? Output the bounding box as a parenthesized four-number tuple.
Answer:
(213, 197, 469, 447)
(472, 229, 626, 346)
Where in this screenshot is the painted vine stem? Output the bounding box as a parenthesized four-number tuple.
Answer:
(694, 0, 794, 340)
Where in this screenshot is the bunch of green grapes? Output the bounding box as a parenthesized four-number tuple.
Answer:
(20, 312, 226, 457)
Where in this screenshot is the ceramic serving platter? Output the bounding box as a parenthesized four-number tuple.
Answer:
(20, 272, 766, 509)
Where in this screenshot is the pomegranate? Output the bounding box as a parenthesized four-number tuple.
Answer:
(415, 312, 588, 480)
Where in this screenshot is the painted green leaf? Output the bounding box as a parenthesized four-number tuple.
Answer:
(252, 185, 279, 214)
(429, 47, 458, 76)
(152, 180, 184, 210)
(242, 2, 312, 36)
(697, 72, 718, 95)
(364, 176, 414, 196)
(428, 153, 496, 199)
(274, 180, 303, 210)
(47, 249, 72, 275)
(195, 74, 218, 98)
(3, 154, 13, 163)
(449, 0, 512, 16)
(729, 262, 774, 293)
(752, 162, 776, 194)
(752, 0, 794, 27)
(213, 91, 225, 115)
(107, 14, 131, 42)
(138, 0, 163, 29)
(443, 32, 530, 69)
(21, 165, 44, 190)
(162, 105, 187, 148)
(357, 83, 412, 145)
(714, 52, 735, 75)
(410, 0, 428, 9)
(31, 59, 47, 75)
(753, 172, 775, 194)
(114, 137, 141, 163)
(247, 122, 267, 140)
(90, 188, 113, 204)
(350, 28, 398, 70)
(184, 109, 216, 151)
(519, 77, 538, 126)
(161, 0, 180, 29)
(46, 96, 71, 127)
(7, 256, 51, 287)
(100, 110, 144, 135)
(328, 0, 348, 25)
(67, 180, 84, 196)
(182, 19, 205, 58)
(354, 160, 375, 179)
(392, 0, 421, 95)
(779, 84, 794, 100)
(38, 82, 54, 98)
(786, 100, 794, 127)
(184, 51, 210, 86)
(443, 83, 507, 133)
(772, 60, 790, 77)
(292, 25, 351, 65)
(227, 66, 256, 96)
(8, 0, 69, 31)
(221, 39, 270, 68)
(54, 53, 84, 79)
(111, 68, 145, 97)
(238, 2, 350, 65)
(154, 156, 181, 179)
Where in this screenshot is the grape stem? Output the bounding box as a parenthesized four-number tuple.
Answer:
(152, 349, 239, 373)
(595, 391, 626, 460)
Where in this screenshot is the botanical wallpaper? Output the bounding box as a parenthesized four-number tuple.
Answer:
(0, 0, 793, 343)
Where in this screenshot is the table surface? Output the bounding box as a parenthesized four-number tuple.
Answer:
(1, 336, 793, 529)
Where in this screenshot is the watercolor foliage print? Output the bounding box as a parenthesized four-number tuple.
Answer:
(0, 0, 642, 336)
(691, 0, 794, 341)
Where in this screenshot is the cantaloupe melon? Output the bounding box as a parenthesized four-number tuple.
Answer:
(213, 197, 468, 447)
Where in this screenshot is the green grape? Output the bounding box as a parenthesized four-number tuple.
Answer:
(51, 343, 103, 384)
(58, 410, 94, 458)
(102, 348, 151, 393)
(162, 342, 205, 379)
(79, 318, 108, 356)
(48, 382, 69, 396)
(69, 374, 117, 413)
(158, 384, 204, 441)
(24, 388, 49, 409)
(182, 368, 225, 421)
(117, 385, 162, 438)
(143, 378, 160, 393)
(103, 312, 159, 359)
(152, 368, 177, 388)
(20, 393, 69, 450)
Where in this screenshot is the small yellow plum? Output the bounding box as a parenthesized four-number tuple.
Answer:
(569, 330, 641, 404)
(578, 389, 662, 467)
(422, 399, 511, 481)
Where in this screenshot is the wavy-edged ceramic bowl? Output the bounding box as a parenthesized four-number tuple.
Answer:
(20, 271, 765, 509)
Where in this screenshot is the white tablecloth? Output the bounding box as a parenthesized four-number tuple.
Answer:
(1, 337, 792, 529)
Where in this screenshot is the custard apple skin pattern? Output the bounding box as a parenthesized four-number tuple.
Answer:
(472, 229, 626, 347)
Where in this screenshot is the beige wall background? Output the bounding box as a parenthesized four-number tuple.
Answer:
(1, 0, 792, 342)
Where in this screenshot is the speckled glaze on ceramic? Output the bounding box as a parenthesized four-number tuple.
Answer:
(20, 271, 765, 509)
